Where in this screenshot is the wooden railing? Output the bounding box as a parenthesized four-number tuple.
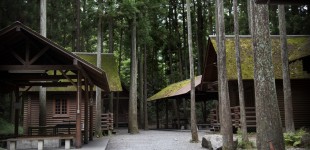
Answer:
(101, 113, 114, 131)
(209, 106, 256, 129)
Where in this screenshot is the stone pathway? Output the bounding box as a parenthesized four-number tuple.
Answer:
(107, 129, 207, 150)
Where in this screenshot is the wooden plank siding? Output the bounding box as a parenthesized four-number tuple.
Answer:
(23, 91, 129, 135)
(23, 92, 88, 135)
(228, 79, 310, 129)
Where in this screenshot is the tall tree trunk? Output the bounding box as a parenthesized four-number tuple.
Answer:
(139, 46, 144, 128)
(39, 0, 47, 131)
(128, 13, 139, 134)
(196, 0, 205, 75)
(233, 0, 249, 142)
(186, 0, 198, 142)
(76, 0, 80, 52)
(109, 16, 114, 114)
(95, 15, 103, 137)
(116, 24, 123, 129)
(252, 1, 285, 149)
(278, 5, 295, 132)
(143, 44, 148, 130)
(182, 0, 188, 79)
(247, 0, 252, 35)
(217, 0, 234, 149)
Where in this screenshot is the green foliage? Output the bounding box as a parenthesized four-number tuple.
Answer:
(0, 118, 23, 135)
(236, 128, 255, 149)
(284, 128, 308, 148)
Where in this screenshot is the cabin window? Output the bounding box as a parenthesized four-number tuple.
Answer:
(54, 97, 68, 117)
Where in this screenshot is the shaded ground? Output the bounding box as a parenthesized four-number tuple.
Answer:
(107, 129, 207, 150)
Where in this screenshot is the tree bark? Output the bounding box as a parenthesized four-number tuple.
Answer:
(182, 0, 188, 79)
(252, 1, 285, 149)
(139, 46, 144, 128)
(76, 0, 80, 52)
(95, 14, 103, 137)
(128, 12, 139, 134)
(108, 15, 114, 114)
(143, 44, 148, 130)
(186, 0, 198, 142)
(233, 0, 249, 142)
(39, 0, 47, 131)
(278, 5, 295, 132)
(217, 0, 234, 149)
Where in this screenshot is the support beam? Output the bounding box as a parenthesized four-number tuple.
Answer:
(14, 88, 20, 137)
(89, 85, 94, 141)
(73, 61, 94, 86)
(60, 70, 77, 88)
(0, 65, 76, 70)
(11, 51, 26, 65)
(75, 71, 82, 148)
(165, 100, 168, 129)
(156, 101, 159, 129)
(84, 80, 89, 144)
(29, 46, 49, 65)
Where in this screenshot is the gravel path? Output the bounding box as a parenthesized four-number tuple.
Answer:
(107, 129, 207, 150)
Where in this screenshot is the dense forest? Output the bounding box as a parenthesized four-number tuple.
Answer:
(1, 0, 309, 95)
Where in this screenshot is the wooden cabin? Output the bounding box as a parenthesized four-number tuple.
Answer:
(0, 22, 121, 148)
(22, 53, 128, 135)
(205, 35, 310, 130)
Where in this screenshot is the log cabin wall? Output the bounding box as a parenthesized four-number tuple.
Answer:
(228, 79, 310, 129)
(23, 92, 86, 135)
(23, 91, 129, 134)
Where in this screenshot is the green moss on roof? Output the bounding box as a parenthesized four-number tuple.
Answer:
(43, 53, 122, 92)
(148, 76, 201, 101)
(77, 53, 122, 92)
(210, 36, 310, 80)
(148, 79, 191, 101)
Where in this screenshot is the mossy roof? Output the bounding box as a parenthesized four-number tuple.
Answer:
(209, 35, 310, 80)
(148, 75, 202, 101)
(43, 53, 122, 92)
(76, 53, 122, 92)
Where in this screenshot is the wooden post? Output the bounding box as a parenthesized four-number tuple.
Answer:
(76, 71, 82, 148)
(156, 101, 159, 129)
(84, 80, 89, 144)
(14, 88, 20, 137)
(89, 85, 94, 141)
(177, 99, 180, 129)
(165, 100, 168, 129)
(115, 92, 119, 129)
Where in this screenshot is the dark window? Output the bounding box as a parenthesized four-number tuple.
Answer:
(55, 98, 67, 115)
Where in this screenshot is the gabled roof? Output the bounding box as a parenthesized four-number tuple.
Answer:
(0, 22, 110, 91)
(148, 76, 202, 101)
(208, 35, 310, 80)
(76, 53, 122, 92)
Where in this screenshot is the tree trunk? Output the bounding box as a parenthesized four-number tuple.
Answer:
(139, 46, 144, 128)
(95, 15, 103, 137)
(143, 44, 148, 130)
(39, 0, 47, 131)
(109, 15, 114, 114)
(252, 1, 285, 149)
(217, 0, 234, 149)
(128, 13, 139, 134)
(182, 0, 188, 79)
(233, 0, 249, 142)
(186, 0, 198, 142)
(76, 0, 80, 52)
(278, 5, 295, 132)
(196, 0, 205, 75)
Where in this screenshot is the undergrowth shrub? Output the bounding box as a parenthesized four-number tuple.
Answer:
(284, 128, 308, 148)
